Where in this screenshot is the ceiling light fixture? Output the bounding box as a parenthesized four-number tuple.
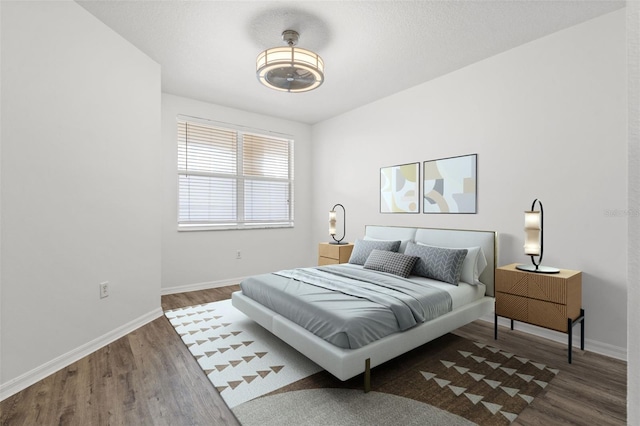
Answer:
(256, 30, 324, 93)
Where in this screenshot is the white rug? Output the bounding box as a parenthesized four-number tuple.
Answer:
(164, 299, 322, 408)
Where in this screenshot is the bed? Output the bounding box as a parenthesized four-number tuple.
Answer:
(231, 225, 496, 391)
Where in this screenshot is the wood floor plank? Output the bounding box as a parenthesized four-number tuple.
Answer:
(1, 285, 626, 425)
(1, 287, 241, 426)
(454, 321, 627, 425)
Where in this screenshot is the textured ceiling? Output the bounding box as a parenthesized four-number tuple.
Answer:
(77, 1, 625, 124)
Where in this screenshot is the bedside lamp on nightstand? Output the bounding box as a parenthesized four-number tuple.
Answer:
(516, 198, 560, 274)
(329, 203, 347, 245)
(497, 200, 584, 363)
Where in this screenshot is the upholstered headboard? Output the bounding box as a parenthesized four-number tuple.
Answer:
(364, 225, 497, 297)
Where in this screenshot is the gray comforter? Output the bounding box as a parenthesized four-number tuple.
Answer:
(239, 264, 452, 349)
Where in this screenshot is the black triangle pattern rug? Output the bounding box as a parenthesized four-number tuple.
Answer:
(166, 300, 557, 425)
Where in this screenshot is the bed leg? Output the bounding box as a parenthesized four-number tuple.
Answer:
(364, 358, 371, 393)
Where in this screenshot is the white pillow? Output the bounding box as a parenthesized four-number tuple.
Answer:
(364, 235, 411, 253)
(416, 242, 487, 285)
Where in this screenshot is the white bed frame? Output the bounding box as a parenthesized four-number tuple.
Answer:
(232, 226, 497, 390)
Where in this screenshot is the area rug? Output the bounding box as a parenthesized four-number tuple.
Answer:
(166, 300, 558, 425)
(164, 299, 322, 408)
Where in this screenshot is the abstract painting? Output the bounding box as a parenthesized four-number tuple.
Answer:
(423, 154, 477, 214)
(380, 162, 420, 213)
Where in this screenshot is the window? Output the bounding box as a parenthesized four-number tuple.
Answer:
(177, 117, 294, 230)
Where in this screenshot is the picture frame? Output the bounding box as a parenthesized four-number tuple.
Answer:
(380, 162, 420, 213)
(423, 154, 477, 214)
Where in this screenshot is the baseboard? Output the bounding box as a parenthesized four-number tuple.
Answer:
(161, 276, 247, 295)
(0, 307, 163, 402)
(481, 314, 627, 361)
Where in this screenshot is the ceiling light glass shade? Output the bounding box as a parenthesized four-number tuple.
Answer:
(256, 46, 324, 93)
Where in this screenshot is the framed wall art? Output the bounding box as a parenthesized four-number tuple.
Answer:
(423, 154, 477, 214)
(380, 162, 420, 213)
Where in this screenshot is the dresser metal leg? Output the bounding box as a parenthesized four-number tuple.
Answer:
(494, 313, 498, 339)
(568, 317, 573, 364)
(567, 309, 585, 364)
(580, 308, 585, 350)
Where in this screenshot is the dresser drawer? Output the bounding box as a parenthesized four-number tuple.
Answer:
(318, 243, 340, 259)
(318, 256, 339, 266)
(496, 292, 573, 332)
(496, 292, 528, 322)
(528, 298, 573, 332)
(496, 268, 581, 305)
(317, 243, 354, 265)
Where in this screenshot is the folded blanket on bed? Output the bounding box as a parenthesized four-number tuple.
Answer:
(240, 265, 452, 349)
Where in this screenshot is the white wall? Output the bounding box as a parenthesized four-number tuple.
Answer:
(627, 1, 640, 422)
(0, 0, 162, 396)
(311, 10, 627, 356)
(161, 94, 313, 293)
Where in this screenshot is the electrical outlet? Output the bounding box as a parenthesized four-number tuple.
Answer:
(100, 282, 109, 299)
(236, 250, 242, 260)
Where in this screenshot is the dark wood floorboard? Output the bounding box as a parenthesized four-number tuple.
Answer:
(1, 284, 626, 426)
(454, 322, 627, 425)
(1, 286, 240, 426)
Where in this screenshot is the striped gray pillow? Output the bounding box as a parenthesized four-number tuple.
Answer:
(405, 242, 468, 285)
(348, 239, 401, 265)
(363, 249, 419, 278)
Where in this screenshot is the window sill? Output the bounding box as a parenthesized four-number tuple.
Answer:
(177, 224, 294, 232)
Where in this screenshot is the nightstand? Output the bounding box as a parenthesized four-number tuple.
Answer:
(494, 263, 584, 363)
(318, 243, 354, 266)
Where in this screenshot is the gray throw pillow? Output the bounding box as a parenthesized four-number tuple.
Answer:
(405, 242, 468, 285)
(348, 239, 401, 265)
(363, 249, 419, 278)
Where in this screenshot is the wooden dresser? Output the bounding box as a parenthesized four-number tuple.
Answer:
(318, 243, 354, 266)
(494, 263, 584, 362)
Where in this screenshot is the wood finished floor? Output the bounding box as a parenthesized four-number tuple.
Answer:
(1, 285, 626, 425)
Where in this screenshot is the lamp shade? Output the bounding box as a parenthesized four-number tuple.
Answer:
(523, 210, 541, 255)
(329, 210, 337, 235)
(516, 199, 560, 274)
(524, 229, 541, 256)
(524, 210, 541, 230)
(328, 203, 346, 244)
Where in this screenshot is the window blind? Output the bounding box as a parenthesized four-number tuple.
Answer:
(178, 119, 294, 229)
